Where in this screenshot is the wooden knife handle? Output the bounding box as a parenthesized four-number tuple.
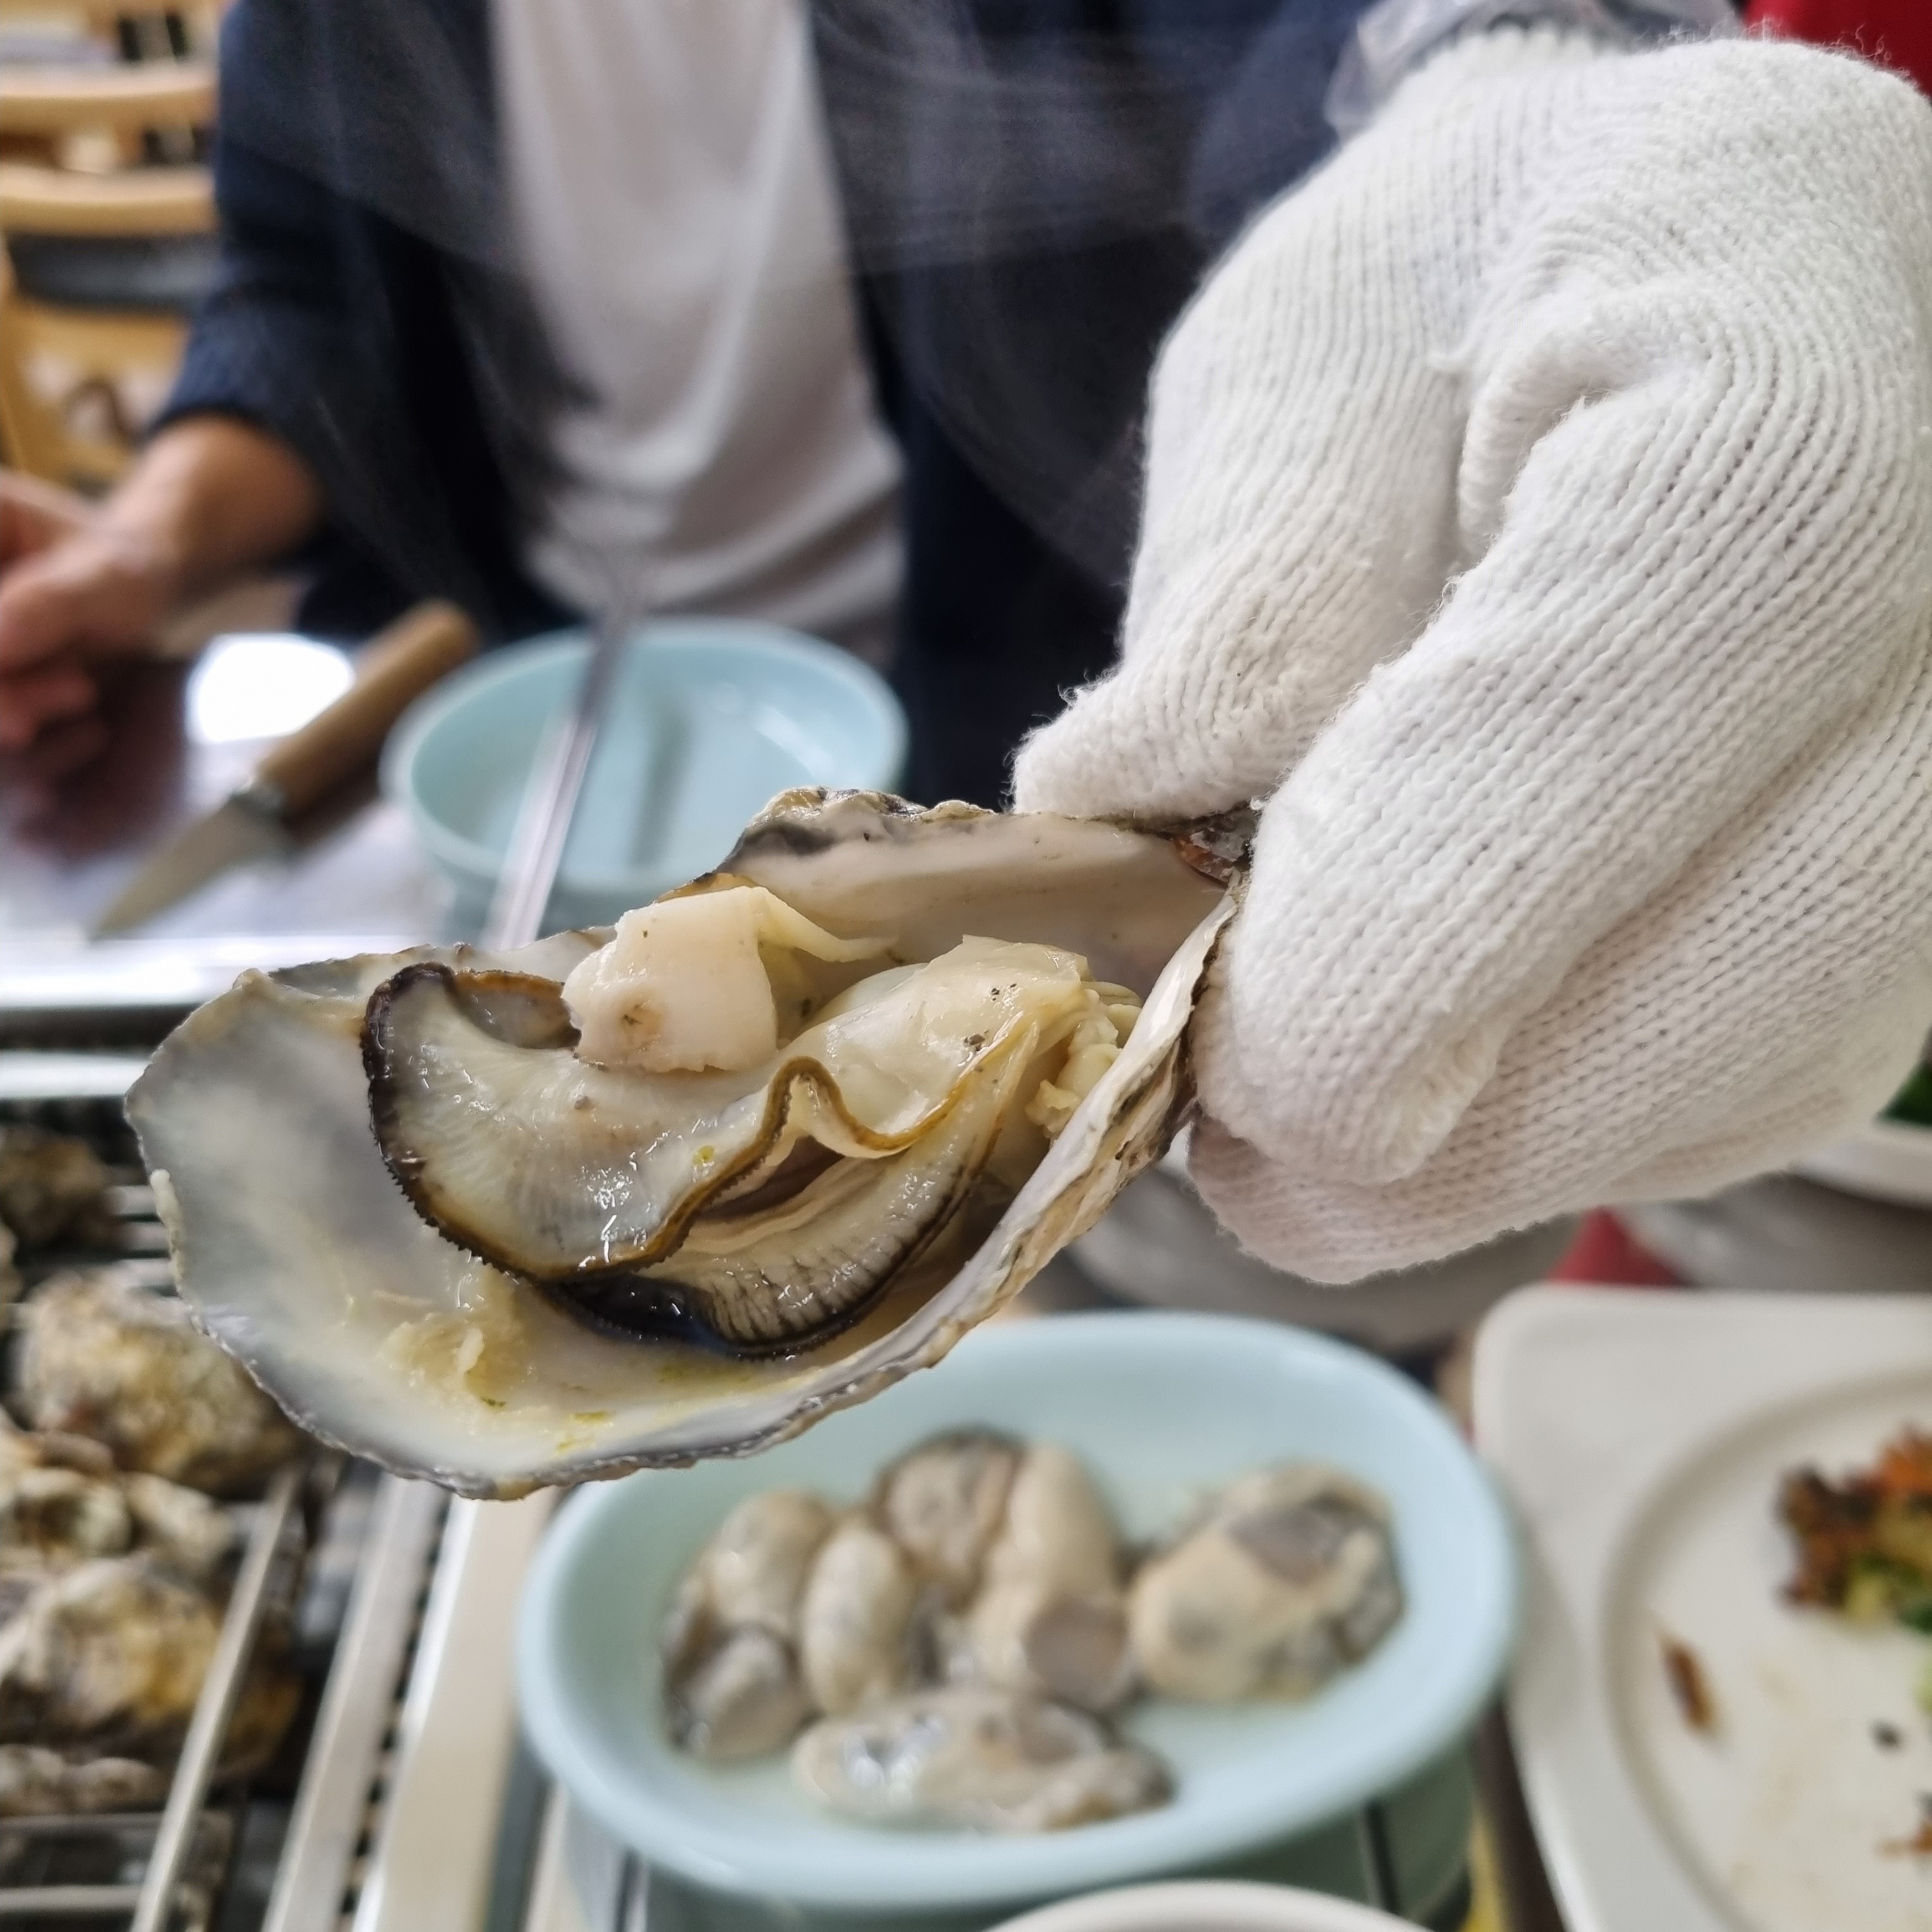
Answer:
(249, 601, 478, 818)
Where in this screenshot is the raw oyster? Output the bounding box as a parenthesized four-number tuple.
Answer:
(0, 1125, 110, 1250)
(0, 1744, 167, 1817)
(0, 1556, 297, 1769)
(790, 1686, 1169, 1832)
(129, 792, 1238, 1497)
(798, 1515, 921, 1715)
(871, 1430, 1023, 1606)
(1127, 1466, 1403, 1701)
(10, 1268, 302, 1494)
(663, 1489, 833, 1758)
(947, 1442, 1134, 1713)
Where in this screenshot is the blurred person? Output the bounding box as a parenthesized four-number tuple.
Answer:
(5, 0, 1932, 1283)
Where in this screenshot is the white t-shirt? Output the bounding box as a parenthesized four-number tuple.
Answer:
(492, 0, 901, 654)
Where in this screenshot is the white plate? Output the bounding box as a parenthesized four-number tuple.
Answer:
(1792, 1116, 1932, 1208)
(1476, 1287, 1932, 1932)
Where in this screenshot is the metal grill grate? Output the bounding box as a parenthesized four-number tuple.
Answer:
(0, 1071, 442, 1932)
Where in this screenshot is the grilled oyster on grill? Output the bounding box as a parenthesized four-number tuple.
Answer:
(129, 793, 1239, 1496)
(0, 1126, 111, 1252)
(0, 1744, 167, 1818)
(10, 1269, 302, 1494)
(0, 1556, 296, 1770)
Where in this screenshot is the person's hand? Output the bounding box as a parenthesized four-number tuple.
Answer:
(1014, 29, 1932, 1282)
(0, 471, 183, 751)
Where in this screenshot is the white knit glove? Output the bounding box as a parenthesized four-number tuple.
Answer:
(1013, 29, 1932, 1284)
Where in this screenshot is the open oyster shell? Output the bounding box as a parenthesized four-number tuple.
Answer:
(128, 792, 1238, 1498)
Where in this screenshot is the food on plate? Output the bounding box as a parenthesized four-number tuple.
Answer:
(9, 1268, 302, 1495)
(0, 1744, 167, 1818)
(1777, 1429, 1932, 1627)
(1883, 1795, 1932, 1859)
(0, 1124, 111, 1252)
(657, 1434, 1402, 1831)
(1887, 1062, 1932, 1129)
(0, 1556, 296, 1772)
(1126, 1467, 1403, 1701)
(790, 1686, 1170, 1832)
(128, 792, 1238, 1496)
(1657, 1629, 1718, 1734)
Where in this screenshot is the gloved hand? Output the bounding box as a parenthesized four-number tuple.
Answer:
(1013, 27, 1932, 1282)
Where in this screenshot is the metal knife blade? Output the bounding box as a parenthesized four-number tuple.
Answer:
(90, 797, 289, 937)
(84, 599, 479, 941)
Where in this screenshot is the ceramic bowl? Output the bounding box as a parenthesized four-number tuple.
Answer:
(381, 618, 905, 926)
(516, 1311, 1517, 1928)
(989, 1879, 1418, 1932)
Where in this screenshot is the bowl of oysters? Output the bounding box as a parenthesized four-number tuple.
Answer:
(514, 1311, 1517, 1929)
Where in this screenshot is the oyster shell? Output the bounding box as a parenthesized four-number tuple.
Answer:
(129, 792, 1237, 1497)
(10, 1268, 302, 1495)
(1126, 1466, 1404, 1701)
(790, 1686, 1169, 1832)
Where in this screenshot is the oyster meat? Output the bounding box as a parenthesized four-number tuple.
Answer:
(662, 1489, 834, 1758)
(798, 1515, 921, 1715)
(946, 1442, 1134, 1713)
(790, 1686, 1169, 1832)
(1127, 1466, 1404, 1701)
(10, 1268, 302, 1495)
(130, 792, 1238, 1496)
(871, 1430, 1023, 1606)
(656, 1436, 1405, 1835)
(0, 1556, 296, 1770)
(0, 1125, 111, 1252)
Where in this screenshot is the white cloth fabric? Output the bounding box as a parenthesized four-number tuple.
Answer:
(1014, 28, 1932, 1283)
(493, 0, 900, 650)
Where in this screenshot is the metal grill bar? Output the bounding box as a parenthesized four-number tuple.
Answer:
(262, 1477, 447, 1932)
(131, 1462, 305, 1932)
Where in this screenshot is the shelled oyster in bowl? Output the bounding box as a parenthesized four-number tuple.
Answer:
(128, 792, 1240, 1498)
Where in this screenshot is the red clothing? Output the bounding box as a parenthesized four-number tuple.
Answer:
(1747, 0, 1932, 95)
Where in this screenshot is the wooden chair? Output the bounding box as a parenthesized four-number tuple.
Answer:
(0, 8, 217, 488)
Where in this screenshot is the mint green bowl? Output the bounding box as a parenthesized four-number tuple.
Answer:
(381, 618, 906, 928)
(516, 1312, 1517, 1930)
